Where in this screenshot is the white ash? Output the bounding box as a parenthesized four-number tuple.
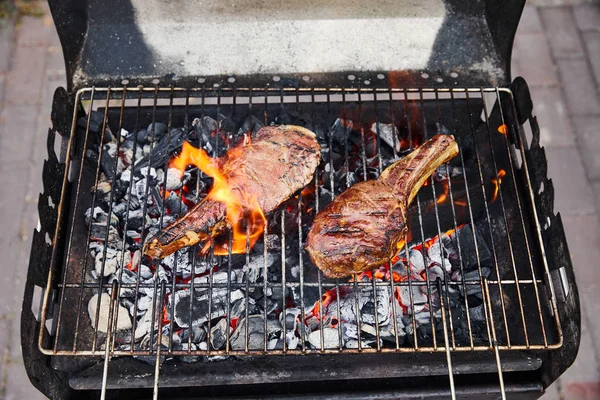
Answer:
(88, 293, 132, 333)
(93, 247, 131, 277)
(308, 328, 340, 350)
(166, 168, 183, 190)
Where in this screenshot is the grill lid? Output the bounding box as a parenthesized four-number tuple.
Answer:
(49, 0, 525, 90)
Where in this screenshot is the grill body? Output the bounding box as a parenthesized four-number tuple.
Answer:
(20, 0, 580, 398)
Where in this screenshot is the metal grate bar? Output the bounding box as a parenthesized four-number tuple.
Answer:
(38, 86, 563, 358)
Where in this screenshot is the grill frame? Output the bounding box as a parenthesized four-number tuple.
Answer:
(21, 79, 580, 399)
(39, 85, 563, 357)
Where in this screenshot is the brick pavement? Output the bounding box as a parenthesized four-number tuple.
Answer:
(0, 3, 64, 399)
(0, 1, 599, 399)
(513, 3, 600, 400)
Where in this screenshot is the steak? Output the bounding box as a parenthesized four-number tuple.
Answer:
(306, 134, 459, 278)
(145, 125, 321, 259)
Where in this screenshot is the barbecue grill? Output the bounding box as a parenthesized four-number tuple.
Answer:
(21, 0, 580, 399)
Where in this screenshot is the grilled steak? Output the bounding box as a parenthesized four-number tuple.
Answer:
(145, 125, 321, 259)
(306, 134, 459, 278)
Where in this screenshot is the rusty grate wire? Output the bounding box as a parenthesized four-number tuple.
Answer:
(38, 86, 563, 361)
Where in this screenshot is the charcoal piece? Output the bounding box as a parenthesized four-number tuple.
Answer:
(164, 191, 188, 216)
(133, 128, 188, 173)
(237, 114, 264, 137)
(192, 116, 216, 144)
(88, 293, 132, 333)
(329, 118, 352, 145)
(77, 111, 115, 142)
(307, 327, 340, 349)
(138, 122, 168, 144)
(454, 224, 492, 269)
(100, 149, 117, 180)
(173, 289, 227, 328)
(371, 122, 401, 153)
(127, 209, 144, 231)
(230, 316, 281, 350)
(210, 318, 228, 349)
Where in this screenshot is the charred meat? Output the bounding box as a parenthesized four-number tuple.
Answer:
(306, 134, 459, 278)
(145, 125, 321, 259)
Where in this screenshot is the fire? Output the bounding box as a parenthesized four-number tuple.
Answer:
(498, 124, 508, 135)
(490, 169, 507, 204)
(169, 142, 266, 256)
(308, 289, 338, 320)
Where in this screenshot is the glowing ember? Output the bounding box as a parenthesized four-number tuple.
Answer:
(498, 124, 508, 135)
(490, 169, 507, 204)
(169, 141, 267, 255)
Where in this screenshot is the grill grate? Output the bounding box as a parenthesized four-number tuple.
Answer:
(39, 86, 562, 359)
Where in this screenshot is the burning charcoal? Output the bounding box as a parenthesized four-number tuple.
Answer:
(173, 288, 227, 328)
(89, 242, 104, 259)
(137, 294, 154, 312)
(329, 118, 352, 145)
(88, 293, 132, 332)
(165, 167, 183, 190)
(238, 114, 264, 137)
(371, 122, 401, 153)
(164, 191, 188, 215)
(127, 209, 145, 231)
(134, 128, 188, 173)
(360, 287, 391, 326)
(94, 247, 130, 277)
(108, 268, 138, 297)
(195, 116, 218, 139)
(230, 315, 282, 350)
(280, 308, 301, 350)
(210, 318, 228, 349)
(308, 328, 340, 349)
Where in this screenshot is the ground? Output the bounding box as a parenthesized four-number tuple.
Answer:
(0, 1, 599, 399)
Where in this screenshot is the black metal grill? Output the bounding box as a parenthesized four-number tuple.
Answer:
(36, 85, 562, 375)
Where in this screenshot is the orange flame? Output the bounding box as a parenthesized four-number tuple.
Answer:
(490, 169, 507, 204)
(498, 124, 508, 136)
(169, 142, 266, 256)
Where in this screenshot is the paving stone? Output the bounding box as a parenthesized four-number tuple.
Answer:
(540, 7, 586, 59)
(540, 381, 561, 400)
(582, 31, 600, 87)
(4, 362, 46, 400)
(0, 74, 5, 108)
(45, 45, 66, 77)
(0, 317, 10, 393)
(529, 86, 575, 147)
(573, 3, 600, 31)
(563, 382, 600, 400)
(0, 17, 15, 73)
(16, 14, 56, 47)
(518, 6, 544, 34)
(5, 45, 47, 105)
(0, 104, 41, 168)
(544, 147, 596, 215)
(511, 33, 560, 87)
(572, 116, 600, 180)
(556, 59, 600, 115)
